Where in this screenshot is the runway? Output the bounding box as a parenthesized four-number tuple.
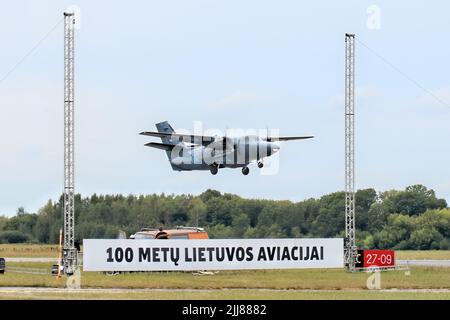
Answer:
(397, 260, 450, 267)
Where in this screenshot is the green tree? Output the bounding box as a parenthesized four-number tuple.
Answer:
(0, 216, 7, 231)
(355, 188, 377, 231)
(409, 228, 443, 250)
(366, 202, 390, 233)
(0, 186, 447, 248)
(207, 224, 233, 238)
(0, 230, 30, 243)
(231, 213, 250, 238)
(310, 192, 345, 237)
(187, 198, 207, 227)
(388, 185, 447, 216)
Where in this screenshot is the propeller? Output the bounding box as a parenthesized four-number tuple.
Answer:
(266, 125, 270, 142)
(223, 125, 228, 149)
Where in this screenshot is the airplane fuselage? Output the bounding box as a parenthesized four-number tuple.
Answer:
(141, 121, 312, 175)
(169, 136, 279, 171)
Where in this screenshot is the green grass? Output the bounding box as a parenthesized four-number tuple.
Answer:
(1, 259, 450, 299)
(395, 250, 450, 260)
(1, 245, 449, 300)
(1, 262, 450, 290)
(0, 290, 449, 300)
(0, 244, 59, 257)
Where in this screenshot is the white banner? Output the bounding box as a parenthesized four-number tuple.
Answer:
(83, 238, 343, 271)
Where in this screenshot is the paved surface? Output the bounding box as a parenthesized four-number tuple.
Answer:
(397, 260, 450, 267)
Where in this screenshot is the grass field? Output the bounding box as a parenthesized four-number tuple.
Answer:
(0, 244, 58, 257)
(395, 250, 450, 260)
(1, 245, 450, 299)
(0, 289, 449, 300)
(1, 262, 450, 290)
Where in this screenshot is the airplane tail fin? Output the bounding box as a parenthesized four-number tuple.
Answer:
(155, 121, 178, 169)
(155, 121, 176, 145)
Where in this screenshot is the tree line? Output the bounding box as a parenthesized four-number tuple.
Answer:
(0, 184, 449, 250)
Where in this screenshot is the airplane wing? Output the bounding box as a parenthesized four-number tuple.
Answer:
(140, 131, 216, 145)
(262, 136, 314, 142)
(144, 142, 177, 151)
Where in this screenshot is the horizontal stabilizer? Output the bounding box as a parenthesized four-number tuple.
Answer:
(144, 142, 176, 151)
(263, 136, 314, 142)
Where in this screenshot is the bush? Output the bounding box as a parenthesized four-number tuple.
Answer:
(0, 230, 31, 243)
(409, 228, 443, 250)
(439, 239, 450, 250)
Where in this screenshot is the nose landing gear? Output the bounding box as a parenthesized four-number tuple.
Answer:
(242, 166, 249, 175)
(257, 161, 264, 168)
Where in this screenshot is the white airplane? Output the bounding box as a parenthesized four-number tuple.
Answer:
(140, 121, 313, 175)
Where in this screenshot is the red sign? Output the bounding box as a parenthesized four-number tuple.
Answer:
(362, 250, 395, 268)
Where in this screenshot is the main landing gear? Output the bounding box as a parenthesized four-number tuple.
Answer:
(209, 164, 256, 175)
(210, 164, 218, 175)
(257, 161, 264, 168)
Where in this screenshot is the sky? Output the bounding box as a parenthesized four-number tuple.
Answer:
(1, 1, 450, 216)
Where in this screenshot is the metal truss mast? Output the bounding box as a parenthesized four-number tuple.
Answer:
(344, 33, 357, 272)
(63, 12, 76, 275)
